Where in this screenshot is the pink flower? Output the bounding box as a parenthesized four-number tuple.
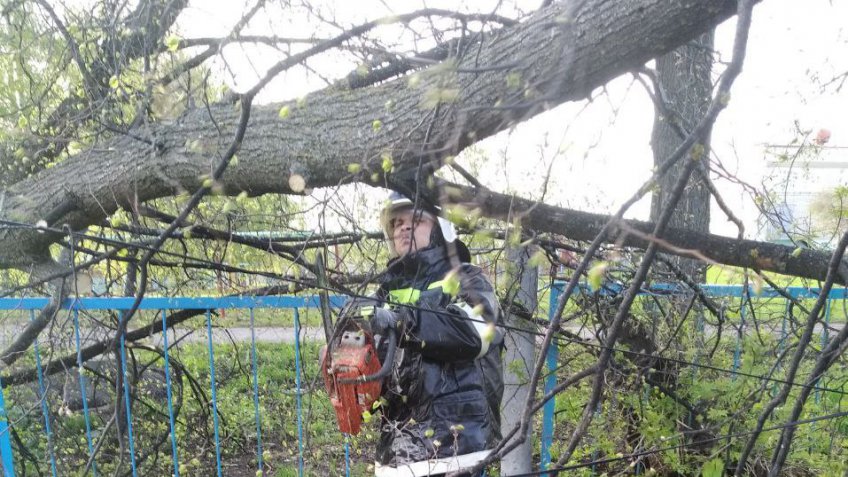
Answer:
(814, 128, 831, 145)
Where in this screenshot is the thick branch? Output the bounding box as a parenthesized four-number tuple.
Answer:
(441, 182, 848, 284)
(0, 258, 70, 367)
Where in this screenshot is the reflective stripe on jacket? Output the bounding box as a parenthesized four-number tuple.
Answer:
(373, 245, 504, 472)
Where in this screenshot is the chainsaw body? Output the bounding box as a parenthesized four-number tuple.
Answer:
(321, 302, 397, 435)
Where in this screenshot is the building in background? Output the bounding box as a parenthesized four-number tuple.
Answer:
(760, 137, 847, 247)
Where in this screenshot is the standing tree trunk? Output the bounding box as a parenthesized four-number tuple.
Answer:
(639, 29, 718, 455)
(650, 31, 715, 281)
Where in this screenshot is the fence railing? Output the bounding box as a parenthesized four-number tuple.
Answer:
(0, 283, 844, 476)
(539, 282, 847, 475)
(0, 296, 345, 477)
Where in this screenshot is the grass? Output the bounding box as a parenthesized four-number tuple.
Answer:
(2, 339, 376, 476)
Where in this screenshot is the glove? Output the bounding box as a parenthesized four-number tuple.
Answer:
(369, 308, 413, 336)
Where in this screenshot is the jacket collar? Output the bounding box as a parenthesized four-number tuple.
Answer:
(382, 245, 452, 290)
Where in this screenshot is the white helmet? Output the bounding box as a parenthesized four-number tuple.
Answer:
(380, 192, 462, 258)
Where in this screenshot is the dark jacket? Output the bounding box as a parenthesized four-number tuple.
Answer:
(374, 245, 504, 470)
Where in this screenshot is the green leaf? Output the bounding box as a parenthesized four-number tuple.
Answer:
(381, 153, 393, 173)
(528, 250, 548, 268)
(67, 141, 82, 155)
(372, 119, 382, 132)
(186, 139, 202, 153)
(588, 261, 609, 291)
(424, 428, 434, 438)
(421, 87, 459, 108)
(165, 35, 181, 52)
(442, 270, 460, 297)
(752, 275, 763, 296)
(481, 323, 495, 344)
(278, 105, 290, 119)
(701, 458, 724, 477)
(347, 163, 361, 174)
(110, 210, 127, 228)
(505, 71, 522, 89)
(690, 143, 705, 161)
(109, 75, 120, 89)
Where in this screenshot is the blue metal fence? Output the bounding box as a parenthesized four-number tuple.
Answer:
(0, 283, 843, 476)
(0, 296, 344, 477)
(540, 282, 847, 474)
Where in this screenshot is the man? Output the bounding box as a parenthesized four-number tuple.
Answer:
(368, 192, 504, 477)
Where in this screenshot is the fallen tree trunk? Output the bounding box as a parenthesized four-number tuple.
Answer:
(0, 0, 751, 270)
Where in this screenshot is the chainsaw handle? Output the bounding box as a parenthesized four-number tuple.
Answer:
(337, 328, 397, 385)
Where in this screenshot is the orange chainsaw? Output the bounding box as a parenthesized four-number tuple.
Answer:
(321, 299, 397, 435)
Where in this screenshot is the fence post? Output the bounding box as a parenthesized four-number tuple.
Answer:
(249, 308, 264, 476)
(72, 307, 98, 476)
(731, 290, 747, 380)
(162, 309, 181, 477)
(294, 308, 305, 477)
(118, 331, 139, 477)
(0, 375, 16, 477)
(541, 284, 560, 476)
(205, 310, 223, 477)
(32, 310, 58, 477)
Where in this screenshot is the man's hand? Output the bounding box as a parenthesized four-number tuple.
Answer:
(369, 308, 413, 336)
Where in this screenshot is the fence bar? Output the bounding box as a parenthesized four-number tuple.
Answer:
(779, 298, 790, 354)
(294, 308, 304, 477)
(344, 434, 350, 477)
(2, 287, 847, 311)
(119, 331, 139, 477)
(540, 285, 559, 476)
(161, 310, 180, 477)
(0, 375, 16, 477)
(813, 299, 832, 407)
(732, 294, 747, 380)
(32, 310, 58, 477)
(72, 308, 98, 476)
(0, 296, 346, 311)
(249, 308, 264, 475)
(205, 310, 223, 477)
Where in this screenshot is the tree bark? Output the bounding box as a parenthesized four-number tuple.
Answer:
(0, 0, 750, 270)
(441, 182, 848, 284)
(650, 32, 715, 281)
